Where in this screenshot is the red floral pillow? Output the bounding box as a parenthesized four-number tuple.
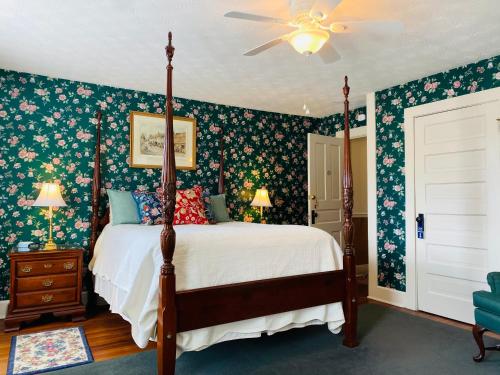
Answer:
(174, 185, 209, 225)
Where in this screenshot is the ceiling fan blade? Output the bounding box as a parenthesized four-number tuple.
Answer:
(330, 20, 404, 34)
(309, 0, 342, 19)
(243, 38, 285, 56)
(318, 41, 341, 64)
(224, 11, 289, 24)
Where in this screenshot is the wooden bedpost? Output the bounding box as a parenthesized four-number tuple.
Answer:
(158, 32, 177, 375)
(87, 110, 102, 312)
(342, 76, 359, 348)
(218, 124, 225, 194)
(89, 110, 102, 259)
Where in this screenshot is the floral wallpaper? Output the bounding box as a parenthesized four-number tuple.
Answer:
(376, 55, 500, 291)
(1, 68, 347, 299)
(318, 107, 366, 136)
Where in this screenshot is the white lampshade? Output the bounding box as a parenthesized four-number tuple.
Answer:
(288, 28, 330, 55)
(251, 187, 272, 208)
(33, 183, 67, 207)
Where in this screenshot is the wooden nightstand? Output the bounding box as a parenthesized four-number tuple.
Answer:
(4, 245, 86, 332)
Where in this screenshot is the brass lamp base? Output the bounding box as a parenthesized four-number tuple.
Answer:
(44, 239, 57, 250)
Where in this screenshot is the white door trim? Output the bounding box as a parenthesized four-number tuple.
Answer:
(404, 87, 500, 311)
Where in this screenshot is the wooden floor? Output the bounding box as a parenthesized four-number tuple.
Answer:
(0, 280, 496, 374)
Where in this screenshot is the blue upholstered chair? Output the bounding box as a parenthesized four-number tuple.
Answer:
(472, 272, 500, 361)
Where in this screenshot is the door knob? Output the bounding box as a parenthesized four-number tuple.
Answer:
(310, 195, 316, 200)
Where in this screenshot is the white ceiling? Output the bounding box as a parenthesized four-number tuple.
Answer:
(1, 0, 499, 117)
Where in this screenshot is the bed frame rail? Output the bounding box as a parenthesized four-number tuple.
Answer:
(176, 270, 346, 332)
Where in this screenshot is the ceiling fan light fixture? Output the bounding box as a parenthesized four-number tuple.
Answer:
(288, 28, 330, 55)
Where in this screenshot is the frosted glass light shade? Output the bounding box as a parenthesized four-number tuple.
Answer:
(33, 183, 67, 207)
(251, 187, 272, 208)
(289, 29, 330, 55)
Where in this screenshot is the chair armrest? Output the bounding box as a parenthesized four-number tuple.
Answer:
(487, 272, 500, 294)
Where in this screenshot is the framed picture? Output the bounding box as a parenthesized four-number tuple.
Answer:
(130, 111, 197, 170)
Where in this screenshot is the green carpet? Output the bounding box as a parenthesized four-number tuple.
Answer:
(54, 304, 500, 374)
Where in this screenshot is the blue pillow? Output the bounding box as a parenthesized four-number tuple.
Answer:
(132, 191, 163, 225)
(107, 189, 140, 225)
(209, 194, 231, 223)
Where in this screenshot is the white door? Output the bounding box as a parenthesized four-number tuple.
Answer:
(307, 133, 344, 245)
(415, 102, 500, 323)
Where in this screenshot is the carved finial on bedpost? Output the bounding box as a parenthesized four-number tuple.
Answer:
(341, 76, 358, 348)
(158, 32, 178, 375)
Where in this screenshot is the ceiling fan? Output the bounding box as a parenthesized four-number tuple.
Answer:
(224, 0, 404, 64)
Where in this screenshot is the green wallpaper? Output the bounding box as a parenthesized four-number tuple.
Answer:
(376, 55, 500, 291)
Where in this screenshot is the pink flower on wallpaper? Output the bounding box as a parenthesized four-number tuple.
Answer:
(34, 88, 48, 96)
(383, 199, 396, 209)
(7, 185, 18, 195)
(19, 101, 37, 113)
(76, 130, 92, 141)
(43, 163, 54, 172)
(243, 181, 254, 189)
(75, 220, 90, 230)
(382, 156, 395, 166)
(45, 117, 55, 125)
(445, 89, 455, 97)
(55, 87, 63, 93)
(33, 229, 44, 237)
(18, 149, 37, 161)
(382, 114, 394, 124)
(53, 158, 61, 165)
(0, 110, 7, 118)
(244, 111, 255, 119)
(53, 112, 61, 119)
(8, 136, 19, 145)
(58, 139, 66, 147)
(393, 184, 402, 192)
(10, 88, 19, 98)
(6, 233, 17, 244)
(384, 242, 396, 252)
(68, 118, 76, 127)
(453, 80, 461, 88)
(34, 135, 46, 143)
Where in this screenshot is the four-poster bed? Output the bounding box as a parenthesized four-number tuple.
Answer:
(89, 33, 358, 375)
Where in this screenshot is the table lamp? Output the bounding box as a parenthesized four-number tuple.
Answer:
(251, 187, 272, 224)
(33, 182, 67, 250)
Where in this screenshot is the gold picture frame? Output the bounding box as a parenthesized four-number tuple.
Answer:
(130, 111, 197, 170)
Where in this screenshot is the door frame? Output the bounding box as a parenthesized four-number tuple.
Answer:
(404, 87, 500, 310)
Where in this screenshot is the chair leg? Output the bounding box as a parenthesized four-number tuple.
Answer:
(472, 324, 487, 362)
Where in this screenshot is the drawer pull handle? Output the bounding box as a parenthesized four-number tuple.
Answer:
(63, 262, 74, 270)
(44, 263, 53, 269)
(41, 294, 53, 303)
(42, 279, 54, 287)
(21, 265, 32, 273)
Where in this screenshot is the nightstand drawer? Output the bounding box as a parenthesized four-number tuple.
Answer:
(17, 273, 77, 292)
(16, 288, 77, 308)
(16, 258, 78, 277)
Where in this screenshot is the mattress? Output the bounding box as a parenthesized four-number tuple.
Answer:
(89, 221, 345, 355)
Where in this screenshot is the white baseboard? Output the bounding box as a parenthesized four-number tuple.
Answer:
(0, 300, 9, 319)
(368, 286, 411, 309)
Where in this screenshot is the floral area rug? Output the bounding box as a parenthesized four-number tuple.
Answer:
(7, 326, 93, 375)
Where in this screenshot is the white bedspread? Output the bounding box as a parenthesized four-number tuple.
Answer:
(90, 222, 345, 354)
